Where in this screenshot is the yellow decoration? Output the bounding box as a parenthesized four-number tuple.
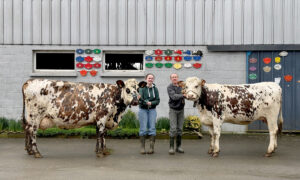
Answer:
(275, 57, 281, 63)
(173, 63, 182, 69)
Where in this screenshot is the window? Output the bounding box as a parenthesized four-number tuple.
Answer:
(32, 51, 76, 76)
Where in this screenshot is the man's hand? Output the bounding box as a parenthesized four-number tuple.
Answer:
(147, 102, 152, 106)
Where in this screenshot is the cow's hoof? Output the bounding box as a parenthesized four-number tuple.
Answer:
(264, 153, 272, 157)
(212, 153, 219, 157)
(34, 153, 43, 158)
(208, 149, 213, 154)
(27, 150, 34, 155)
(96, 152, 104, 158)
(103, 150, 110, 156)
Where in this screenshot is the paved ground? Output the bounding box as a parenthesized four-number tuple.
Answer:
(0, 134, 300, 180)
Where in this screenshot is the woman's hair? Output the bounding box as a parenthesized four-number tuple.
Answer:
(145, 73, 155, 79)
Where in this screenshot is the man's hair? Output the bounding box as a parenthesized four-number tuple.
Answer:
(170, 73, 178, 79)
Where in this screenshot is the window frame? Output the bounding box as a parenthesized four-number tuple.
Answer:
(101, 50, 145, 77)
(31, 50, 77, 77)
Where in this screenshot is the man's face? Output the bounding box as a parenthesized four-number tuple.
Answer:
(170, 74, 178, 84)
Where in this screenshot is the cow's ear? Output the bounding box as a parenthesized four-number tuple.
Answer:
(178, 81, 185, 88)
(138, 81, 147, 88)
(200, 79, 206, 87)
(116, 80, 125, 88)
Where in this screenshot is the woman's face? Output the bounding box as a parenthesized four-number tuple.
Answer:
(146, 75, 154, 85)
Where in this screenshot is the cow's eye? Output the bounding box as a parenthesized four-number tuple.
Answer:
(195, 86, 199, 88)
(126, 88, 130, 94)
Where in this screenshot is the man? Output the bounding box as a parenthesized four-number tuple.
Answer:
(167, 73, 186, 155)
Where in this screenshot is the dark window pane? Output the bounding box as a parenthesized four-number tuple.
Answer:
(105, 54, 143, 70)
(36, 53, 75, 70)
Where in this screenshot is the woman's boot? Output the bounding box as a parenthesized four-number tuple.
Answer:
(169, 137, 175, 155)
(176, 135, 184, 153)
(148, 136, 155, 154)
(140, 136, 146, 154)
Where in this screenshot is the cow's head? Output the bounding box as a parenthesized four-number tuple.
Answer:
(117, 79, 145, 106)
(179, 77, 206, 101)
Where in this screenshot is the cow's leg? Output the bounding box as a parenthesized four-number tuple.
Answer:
(96, 120, 109, 157)
(95, 125, 99, 152)
(265, 117, 278, 157)
(24, 124, 34, 155)
(212, 119, 222, 157)
(207, 125, 215, 155)
(27, 123, 43, 158)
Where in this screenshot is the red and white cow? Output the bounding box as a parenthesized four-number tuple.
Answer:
(180, 77, 283, 157)
(22, 79, 145, 158)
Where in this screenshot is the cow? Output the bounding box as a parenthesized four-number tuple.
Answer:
(180, 77, 283, 157)
(22, 78, 146, 158)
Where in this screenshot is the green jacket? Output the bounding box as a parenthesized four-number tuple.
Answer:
(139, 84, 160, 109)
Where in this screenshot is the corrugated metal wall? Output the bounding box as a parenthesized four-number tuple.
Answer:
(1, 0, 300, 46)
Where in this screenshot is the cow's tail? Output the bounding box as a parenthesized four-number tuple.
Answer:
(277, 97, 283, 135)
(21, 83, 27, 129)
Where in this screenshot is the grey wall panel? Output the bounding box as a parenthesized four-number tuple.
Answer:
(2, 0, 300, 45)
(32, 0, 42, 44)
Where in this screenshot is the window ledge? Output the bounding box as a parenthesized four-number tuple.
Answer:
(30, 71, 77, 77)
(101, 71, 145, 77)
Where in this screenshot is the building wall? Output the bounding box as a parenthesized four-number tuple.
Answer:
(0, 45, 246, 132)
(1, 0, 300, 46)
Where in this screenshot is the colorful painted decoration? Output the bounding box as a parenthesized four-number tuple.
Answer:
(184, 56, 192, 61)
(76, 56, 84, 62)
(192, 50, 203, 56)
(80, 70, 87, 76)
(164, 49, 173, 56)
(279, 51, 288, 57)
(274, 64, 282, 70)
(85, 49, 93, 54)
(275, 57, 281, 63)
(145, 50, 154, 55)
(174, 50, 182, 55)
(284, 75, 293, 82)
(165, 63, 173, 68)
(90, 70, 97, 76)
(155, 63, 163, 68)
(249, 58, 257, 63)
(76, 63, 84, 68)
(93, 56, 102, 62)
(85, 63, 93, 69)
(263, 57, 271, 64)
(76, 49, 84, 54)
(94, 49, 101, 54)
(173, 63, 182, 69)
(85, 56, 93, 62)
(249, 66, 257, 71)
(183, 50, 192, 55)
(193, 56, 202, 61)
(184, 63, 192, 68)
(155, 56, 163, 61)
(263, 66, 271, 73)
(145, 56, 153, 61)
(164, 56, 172, 61)
(249, 73, 257, 80)
(174, 56, 182, 62)
(93, 63, 101, 68)
(146, 63, 154, 68)
(155, 49, 163, 55)
(193, 63, 202, 69)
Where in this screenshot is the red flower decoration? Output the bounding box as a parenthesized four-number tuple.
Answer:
(76, 63, 84, 68)
(263, 57, 271, 64)
(93, 63, 101, 68)
(174, 50, 182, 55)
(90, 70, 97, 76)
(165, 56, 172, 61)
(193, 63, 202, 69)
(155, 49, 163, 55)
(155, 56, 163, 61)
(85, 63, 93, 69)
(80, 70, 87, 76)
(85, 56, 93, 62)
(284, 75, 293, 82)
(174, 56, 182, 62)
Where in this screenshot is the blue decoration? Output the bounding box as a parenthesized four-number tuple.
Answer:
(193, 56, 202, 61)
(76, 56, 84, 62)
(76, 49, 84, 54)
(145, 56, 153, 61)
(184, 56, 192, 61)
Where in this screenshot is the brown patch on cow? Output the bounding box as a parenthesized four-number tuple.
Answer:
(40, 88, 48, 95)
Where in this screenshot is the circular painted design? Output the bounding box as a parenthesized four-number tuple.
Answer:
(173, 63, 182, 69)
(76, 63, 84, 68)
(155, 49, 163, 55)
(164, 56, 172, 61)
(184, 56, 192, 61)
(174, 50, 182, 55)
(284, 75, 293, 82)
(93, 56, 102, 62)
(90, 70, 97, 76)
(274, 64, 281, 70)
(155, 56, 163, 61)
(76, 56, 84, 62)
(145, 50, 154, 55)
(146, 63, 154, 68)
(94, 63, 101, 68)
(263, 57, 271, 64)
(249, 73, 257, 80)
(76, 49, 84, 54)
(192, 50, 203, 56)
(165, 63, 173, 68)
(155, 63, 163, 68)
(263, 66, 271, 72)
(85, 49, 93, 54)
(85, 63, 93, 69)
(193, 63, 202, 69)
(80, 70, 87, 76)
(94, 49, 101, 54)
(184, 50, 192, 55)
(279, 51, 288, 57)
(275, 57, 281, 63)
(193, 56, 202, 61)
(249, 66, 257, 71)
(184, 63, 192, 68)
(145, 56, 153, 61)
(164, 49, 173, 56)
(174, 56, 182, 62)
(249, 58, 257, 63)
(85, 56, 93, 62)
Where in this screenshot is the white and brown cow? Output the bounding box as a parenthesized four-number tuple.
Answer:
(22, 78, 145, 158)
(180, 77, 283, 157)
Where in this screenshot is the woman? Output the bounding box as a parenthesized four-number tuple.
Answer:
(138, 73, 160, 154)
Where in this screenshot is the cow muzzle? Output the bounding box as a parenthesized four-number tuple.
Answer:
(130, 94, 139, 106)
